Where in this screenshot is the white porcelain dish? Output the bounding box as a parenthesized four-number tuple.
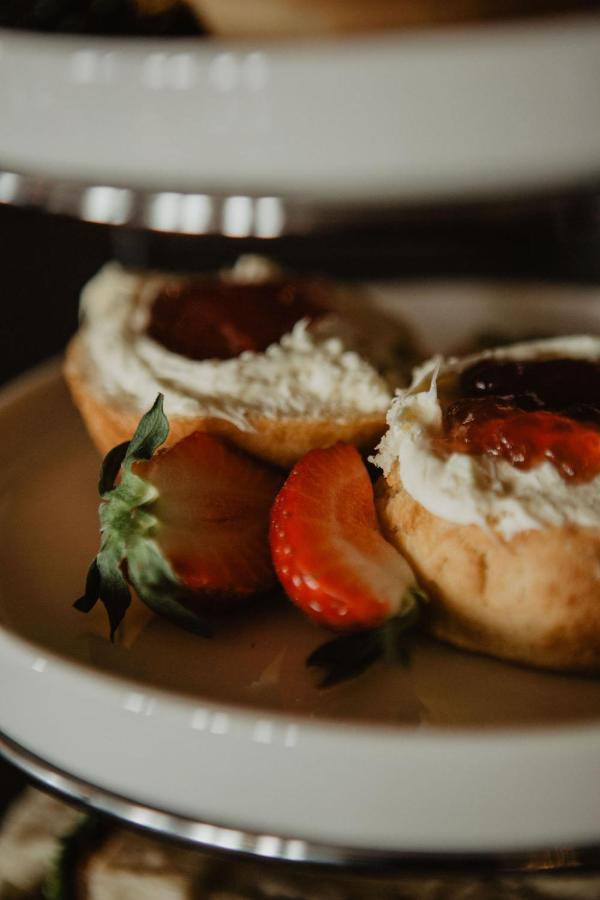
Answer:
(0, 14, 599, 219)
(1, 282, 600, 861)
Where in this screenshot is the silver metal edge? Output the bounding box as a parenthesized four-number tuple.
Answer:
(0, 165, 426, 238)
(2, 164, 600, 239)
(1, 729, 599, 874)
(0, 166, 308, 237)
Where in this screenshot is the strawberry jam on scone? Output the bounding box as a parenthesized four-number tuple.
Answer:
(64, 256, 413, 468)
(374, 336, 600, 673)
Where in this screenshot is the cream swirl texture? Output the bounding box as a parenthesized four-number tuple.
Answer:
(374, 336, 600, 538)
(76, 261, 397, 431)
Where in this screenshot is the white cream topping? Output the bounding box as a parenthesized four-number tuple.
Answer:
(77, 259, 398, 430)
(374, 336, 600, 538)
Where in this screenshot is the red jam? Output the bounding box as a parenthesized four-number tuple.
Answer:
(438, 358, 600, 482)
(147, 277, 330, 361)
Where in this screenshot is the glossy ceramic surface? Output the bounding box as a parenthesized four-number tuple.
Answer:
(0, 15, 599, 215)
(1, 282, 600, 856)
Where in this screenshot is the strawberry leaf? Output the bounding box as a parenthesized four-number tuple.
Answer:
(98, 440, 130, 496)
(123, 393, 168, 465)
(74, 541, 133, 640)
(307, 630, 383, 688)
(74, 559, 101, 613)
(127, 540, 212, 637)
(306, 588, 424, 688)
(406, 585, 429, 607)
(74, 554, 132, 640)
(96, 545, 132, 641)
(97, 395, 168, 497)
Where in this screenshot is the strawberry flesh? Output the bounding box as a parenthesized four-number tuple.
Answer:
(134, 432, 283, 601)
(270, 443, 416, 630)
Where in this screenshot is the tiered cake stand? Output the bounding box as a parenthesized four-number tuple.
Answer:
(0, 11, 600, 872)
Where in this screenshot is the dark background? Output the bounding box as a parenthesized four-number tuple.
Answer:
(1, 190, 600, 386)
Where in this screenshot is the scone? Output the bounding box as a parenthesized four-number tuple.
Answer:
(374, 335, 600, 673)
(186, 0, 592, 36)
(64, 256, 413, 468)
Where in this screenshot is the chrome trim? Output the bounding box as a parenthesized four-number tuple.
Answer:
(1, 164, 599, 238)
(1, 729, 599, 873)
(0, 165, 404, 237)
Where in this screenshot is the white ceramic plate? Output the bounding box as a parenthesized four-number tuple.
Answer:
(0, 13, 599, 217)
(1, 281, 600, 861)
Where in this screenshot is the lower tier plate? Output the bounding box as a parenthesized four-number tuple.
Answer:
(1, 281, 600, 866)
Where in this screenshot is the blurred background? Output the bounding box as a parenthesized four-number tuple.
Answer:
(2, 188, 600, 386)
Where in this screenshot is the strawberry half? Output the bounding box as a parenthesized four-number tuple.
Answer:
(76, 396, 282, 639)
(270, 443, 426, 685)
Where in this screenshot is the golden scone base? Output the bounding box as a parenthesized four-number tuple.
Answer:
(188, 0, 588, 36)
(63, 336, 386, 469)
(377, 465, 600, 673)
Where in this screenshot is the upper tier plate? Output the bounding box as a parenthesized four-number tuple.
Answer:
(1, 13, 600, 234)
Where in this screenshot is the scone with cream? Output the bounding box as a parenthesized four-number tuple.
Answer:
(374, 336, 600, 673)
(65, 256, 413, 468)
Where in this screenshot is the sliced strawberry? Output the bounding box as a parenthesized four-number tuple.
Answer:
(133, 432, 281, 597)
(75, 396, 282, 639)
(270, 443, 419, 631)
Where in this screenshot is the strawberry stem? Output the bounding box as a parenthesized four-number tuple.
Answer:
(306, 587, 425, 688)
(74, 395, 209, 640)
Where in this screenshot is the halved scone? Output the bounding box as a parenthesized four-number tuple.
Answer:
(64, 257, 414, 468)
(374, 336, 600, 672)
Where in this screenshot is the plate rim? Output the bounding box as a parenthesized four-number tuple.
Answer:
(3, 727, 600, 873)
